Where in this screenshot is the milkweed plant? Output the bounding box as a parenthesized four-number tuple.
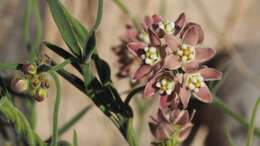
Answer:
(0, 0, 259, 146)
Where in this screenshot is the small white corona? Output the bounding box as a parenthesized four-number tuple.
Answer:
(176, 44, 196, 64)
(155, 78, 175, 95)
(142, 46, 161, 65)
(186, 73, 205, 92)
(158, 20, 175, 35)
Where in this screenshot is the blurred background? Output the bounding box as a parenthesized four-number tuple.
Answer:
(0, 0, 260, 146)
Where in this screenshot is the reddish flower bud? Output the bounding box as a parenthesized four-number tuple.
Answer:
(11, 76, 29, 93)
(22, 64, 37, 75)
(34, 88, 48, 102)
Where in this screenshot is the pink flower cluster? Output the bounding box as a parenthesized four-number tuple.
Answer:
(127, 13, 222, 143)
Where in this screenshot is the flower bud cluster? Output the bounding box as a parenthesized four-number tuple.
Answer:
(10, 63, 50, 102)
(125, 13, 223, 145)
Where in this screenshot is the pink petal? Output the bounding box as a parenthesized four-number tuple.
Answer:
(164, 35, 180, 51)
(182, 23, 204, 45)
(148, 28, 161, 47)
(152, 15, 163, 24)
(179, 86, 191, 108)
(193, 86, 213, 103)
(144, 77, 157, 97)
(133, 64, 152, 80)
(179, 123, 193, 142)
(157, 109, 169, 123)
(164, 54, 182, 70)
(175, 13, 186, 34)
(160, 95, 169, 109)
(195, 47, 216, 63)
(199, 67, 223, 81)
(182, 62, 200, 73)
(127, 42, 145, 56)
(174, 110, 189, 125)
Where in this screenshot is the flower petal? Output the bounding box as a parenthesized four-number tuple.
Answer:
(133, 64, 152, 80)
(127, 42, 145, 56)
(164, 54, 182, 70)
(182, 62, 200, 73)
(182, 23, 204, 45)
(157, 109, 169, 123)
(179, 86, 191, 108)
(179, 123, 193, 142)
(148, 28, 161, 47)
(193, 86, 213, 103)
(160, 95, 169, 109)
(174, 110, 189, 125)
(164, 35, 180, 51)
(152, 15, 163, 24)
(175, 13, 186, 34)
(199, 67, 223, 81)
(144, 79, 157, 97)
(195, 47, 216, 63)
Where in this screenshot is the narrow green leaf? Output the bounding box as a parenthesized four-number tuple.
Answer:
(46, 0, 82, 57)
(84, 32, 96, 61)
(245, 97, 260, 146)
(0, 96, 45, 146)
(92, 54, 112, 85)
(50, 72, 62, 146)
(126, 119, 138, 146)
(46, 105, 92, 142)
(84, 0, 103, 53)
(73, 130, 78, 146)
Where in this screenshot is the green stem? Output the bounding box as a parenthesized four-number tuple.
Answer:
(225, 126, 235, 146)
(48, 59, 72, 73)
(31, 0, 43, 61)
(50, 72, 61, 146)
(213, 96, 260, 136)
(0, 63, 19, 70)
(245, 97, 260, 146)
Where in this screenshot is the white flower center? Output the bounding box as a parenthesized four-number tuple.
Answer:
(185, 73, 205, 92)
(140, 47, 161, 65)
(176, 44, 195, 63)
(155, 78, 175, 95)
(158, 20, 175, 35)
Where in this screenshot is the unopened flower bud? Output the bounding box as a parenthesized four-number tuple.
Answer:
(11, 77, 29, 93)
(34, 88, 48, 102)
(22, 64, 37, 75)
(32, 78, 41, 88)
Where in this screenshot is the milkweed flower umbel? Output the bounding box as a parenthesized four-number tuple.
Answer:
(124, 12, 222, 145)
(149, 109, 194, 145)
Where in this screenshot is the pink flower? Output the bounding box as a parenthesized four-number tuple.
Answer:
(127, 30, 164, 80)
(164, 23, 216, 70)
(179, 66, 222, 107)
(149, 109, 194, 143)
(144, 72, 182, 109)
(142, 13, 186, 37)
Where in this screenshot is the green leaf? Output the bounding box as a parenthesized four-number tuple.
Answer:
(0, 96, 45, 146)
(73, 130, 78, 146)
(46, 0, 82, 57)
(84, 0, 103, 52)
(50, 72, 62, 146)
(92, 54, 112, 85)
(84, 32, 96, 62)
(245, 96, 260, 146)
